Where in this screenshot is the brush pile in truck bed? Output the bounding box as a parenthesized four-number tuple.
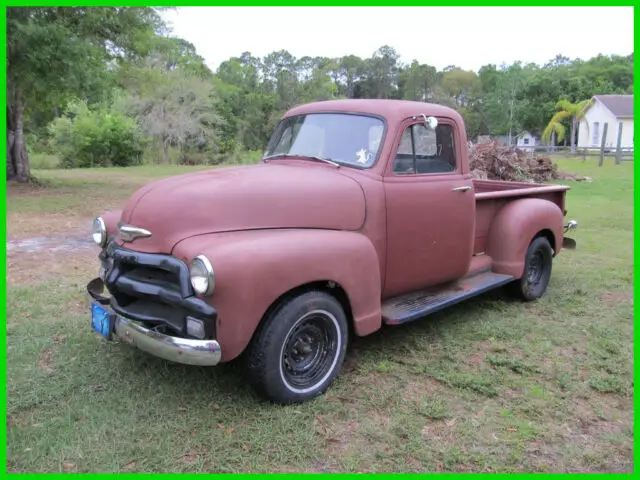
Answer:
(469, 141, 558, 183)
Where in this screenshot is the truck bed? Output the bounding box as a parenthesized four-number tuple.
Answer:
(472, 179, 569, 256)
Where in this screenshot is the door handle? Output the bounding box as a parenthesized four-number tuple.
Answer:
(452, 185, 472, 192)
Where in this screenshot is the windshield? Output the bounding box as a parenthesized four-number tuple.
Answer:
(264, 113, 385, 168)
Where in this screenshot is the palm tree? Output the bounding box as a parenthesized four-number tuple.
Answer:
(541, 117, 566, 151)
(542, 99, 590, 152)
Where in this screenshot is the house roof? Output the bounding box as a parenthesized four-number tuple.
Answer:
(593, 95, 634, 118)
(516, 130, 535, 138)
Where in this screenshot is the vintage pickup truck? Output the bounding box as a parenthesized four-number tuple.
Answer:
(86, 99, 578, 404)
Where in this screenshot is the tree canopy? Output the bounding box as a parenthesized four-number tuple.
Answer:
(7, 7, 634, 179)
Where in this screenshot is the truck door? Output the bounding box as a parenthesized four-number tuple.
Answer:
(383, 118, 475, 297)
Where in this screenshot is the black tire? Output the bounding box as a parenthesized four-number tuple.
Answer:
(507, 236, 553, 301)
(245, 290, 349, 404)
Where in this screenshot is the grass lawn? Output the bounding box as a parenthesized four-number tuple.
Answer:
(5, 158, 634, 473)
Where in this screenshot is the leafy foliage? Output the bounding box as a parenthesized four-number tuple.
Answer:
(207, 48, 633, 152)
(49, 100, 145, 168)
(6, 7, 165, 180)
(542, 99, 591, 150)
(116, 57, 220, 164)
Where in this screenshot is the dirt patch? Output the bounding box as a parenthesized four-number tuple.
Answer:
(7, 235, 95, 254)
(6, 182, 51, 198)
(179, 450, 203, 466)
(6, 237, 98, 285)
(311, 411, 392, 472)
(601, 292, 633, 306)
(53, 333, 69, 345)
(37, 348, 54, 372)
(402, 378, 444, 401)
(6, 212, 94, 239)
(557, 172, 593, 182)
(419, 417, 459, 443)
(524, 394, 634, 472)
(466, 353, 485, 366)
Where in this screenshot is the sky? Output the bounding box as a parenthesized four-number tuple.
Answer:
(162, 7, 634, 73)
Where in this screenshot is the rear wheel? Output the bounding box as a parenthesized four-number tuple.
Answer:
(507, 236, 553, 301)
(245, 290, 349, 404)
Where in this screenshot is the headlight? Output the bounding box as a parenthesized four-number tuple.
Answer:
(92, 217, 107, 247)
(190, 255, 215, 296)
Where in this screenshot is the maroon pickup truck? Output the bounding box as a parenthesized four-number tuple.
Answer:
(87, 99, 578, 404)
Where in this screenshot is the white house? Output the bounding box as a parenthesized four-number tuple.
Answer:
(577, 95, 634, 150)
(515, 131, 540, 150)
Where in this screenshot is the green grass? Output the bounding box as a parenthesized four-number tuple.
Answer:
(29, 153, 61, 170)
(6, 157, 634, 473)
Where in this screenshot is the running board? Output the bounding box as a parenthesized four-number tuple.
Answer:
(382, 271, 514, 325)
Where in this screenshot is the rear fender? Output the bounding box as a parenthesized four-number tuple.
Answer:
(486, 198, 564, 279)
(172, 229, 382, 362)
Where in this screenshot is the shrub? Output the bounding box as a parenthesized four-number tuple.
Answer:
(49, 99, 146, 168)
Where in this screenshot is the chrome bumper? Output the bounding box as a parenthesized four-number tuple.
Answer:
(563, 219, 578, 250)
(564, 219, 578, 233)
(85, 290, 222, 367)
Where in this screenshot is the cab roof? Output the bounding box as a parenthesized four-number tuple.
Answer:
(284, 99, 464, 125)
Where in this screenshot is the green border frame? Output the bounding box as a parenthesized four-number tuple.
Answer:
(1, 1, 637, 477)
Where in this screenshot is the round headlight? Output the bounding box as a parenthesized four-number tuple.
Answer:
(92, 217, 107, 247)
(190, 255, 215, 296)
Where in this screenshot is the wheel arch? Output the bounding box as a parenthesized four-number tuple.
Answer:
(535, 228, 557, 254)
(256, 280, 356, 342)
(486, 198, 564, 279)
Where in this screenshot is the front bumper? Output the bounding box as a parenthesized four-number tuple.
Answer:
(87, 278, 222, 366)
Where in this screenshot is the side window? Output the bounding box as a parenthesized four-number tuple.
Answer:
(392, 123, 457, 175)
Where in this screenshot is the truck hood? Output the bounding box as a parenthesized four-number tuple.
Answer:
(117, 163, 366, 253)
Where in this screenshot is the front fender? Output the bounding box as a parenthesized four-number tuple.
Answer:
(486, 198, 564, 279)
(172, 229, 382, 362)
(100, 210, 123, 238)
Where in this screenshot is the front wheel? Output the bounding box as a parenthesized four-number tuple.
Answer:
(507, 236, 553, 301)
(245, 290, 349, 404)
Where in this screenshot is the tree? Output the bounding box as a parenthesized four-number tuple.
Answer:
(542, 99, 590, 152)
(400, 61, 437, 101)
(119, 60, 220, 163)
(359, 46, 401, 99)
(540, 115, 566, 147)
(6, 7, 164, 182)
(441, 68, 480, 109)
(477, 63, 528, 140)
(336, 55, 364, 98)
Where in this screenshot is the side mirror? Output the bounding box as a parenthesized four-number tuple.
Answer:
(414, 114, 438, 130)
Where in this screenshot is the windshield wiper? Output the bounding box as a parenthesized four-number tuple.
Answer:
(262, 153, 340, 168)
